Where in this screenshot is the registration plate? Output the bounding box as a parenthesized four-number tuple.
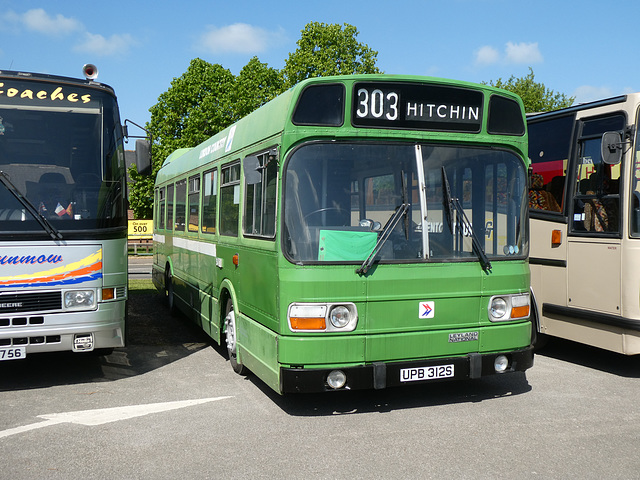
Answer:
(0, 346, 26, 361)
(400, 364, 454, 382)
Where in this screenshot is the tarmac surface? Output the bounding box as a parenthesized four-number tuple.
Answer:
(0, 256, 638, 478)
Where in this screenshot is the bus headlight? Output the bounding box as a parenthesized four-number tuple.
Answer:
(329, 305, 351, 328)
(288, 303, 358, 332)
(64, 290, 96, 310)
(488, 294, 530, 322)
(489, 297, 508, 320)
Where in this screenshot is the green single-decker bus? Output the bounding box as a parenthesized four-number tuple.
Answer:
(152, 74, 534, 394)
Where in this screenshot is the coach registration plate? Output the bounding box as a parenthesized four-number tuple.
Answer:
(400, 364, 454, 382)
(0, 346, 26, 361)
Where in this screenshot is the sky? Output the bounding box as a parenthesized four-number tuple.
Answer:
(1, 0, 638, 143)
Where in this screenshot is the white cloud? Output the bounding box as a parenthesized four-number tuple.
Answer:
(2, 9, 137, 58)
(573, 85, 614, 104)
(505, 42, 543, 64)
(474, 46, 500, 66)
(73, 32, 136, 57)
(474, 42, 543, 66)
(6, 8, 82, 36)
(198, 23, 284, 54)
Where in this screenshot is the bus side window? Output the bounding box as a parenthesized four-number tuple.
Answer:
(220, 162, 240, 236)
(201, 169, 218, 234)
(527, 115, 573, 213)
(571, 115, 624, 234)
(188, 175, 200, 233)
(166, 183, 174, 231)
(632, 136, 640, 236)
(158, 187, 166, 230)
(244, 151, 278, 238)
(174, 179, 187, 231)
(573, 149, 620, 233)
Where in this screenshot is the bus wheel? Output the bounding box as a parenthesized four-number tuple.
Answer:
(165, 268, 177, 315)
(224, 299, 247, 375)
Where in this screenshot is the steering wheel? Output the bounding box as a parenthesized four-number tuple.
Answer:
(303, 207, 345, 222)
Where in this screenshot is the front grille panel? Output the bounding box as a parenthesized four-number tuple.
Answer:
(0, 335, 61, 346)
(0, 316, 46, 327)
(0, 292, 62, 314)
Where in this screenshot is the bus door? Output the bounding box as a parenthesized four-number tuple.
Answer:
(566, 115, 624, 315)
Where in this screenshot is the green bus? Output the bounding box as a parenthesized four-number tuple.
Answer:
(152, 75, 533, 394)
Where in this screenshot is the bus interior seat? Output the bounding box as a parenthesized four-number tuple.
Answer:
(546, 175, 565, 208)
(529, 174, 561, 212)
(583, 172, 619, 232)
(584, 191, 608, 232)
(26, 171, 74, 212)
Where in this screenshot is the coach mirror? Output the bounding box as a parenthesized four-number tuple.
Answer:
(243, 155, 262, 185)
(124, 119, 152, 175)
(601, 131, 623, 165)
(135, 139, 152, 175)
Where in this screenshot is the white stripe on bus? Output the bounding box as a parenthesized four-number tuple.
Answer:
(173, 237, 217, 257)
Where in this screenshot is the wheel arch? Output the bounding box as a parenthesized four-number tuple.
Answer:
(218, 278, 238, 332)
(164, 257, 175, 280)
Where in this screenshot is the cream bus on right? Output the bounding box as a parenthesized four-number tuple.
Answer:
(528, 93, 640, 354)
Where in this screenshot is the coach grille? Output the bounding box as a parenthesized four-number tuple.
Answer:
(0, 335, 61, 346)
(0, 291, 62, 314)
(0, 316, 46, 327)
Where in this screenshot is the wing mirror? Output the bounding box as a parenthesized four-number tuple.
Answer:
(601, 131, 623, 165)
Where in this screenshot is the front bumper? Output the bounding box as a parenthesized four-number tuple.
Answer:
(280, 346, 534, 393)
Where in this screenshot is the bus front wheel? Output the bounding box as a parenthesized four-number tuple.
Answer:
(224, 299, 247, 375)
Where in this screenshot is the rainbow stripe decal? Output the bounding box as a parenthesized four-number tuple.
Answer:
(0, 249, 102, 289)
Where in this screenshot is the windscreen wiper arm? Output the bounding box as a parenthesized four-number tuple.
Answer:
(441, 166, 490, 273)
(356, 202, 410, 276)
(0, 172, 63, 240)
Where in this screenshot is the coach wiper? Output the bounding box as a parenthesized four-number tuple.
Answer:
(441, 166, 491, 273)
(0, 172, 63, 240)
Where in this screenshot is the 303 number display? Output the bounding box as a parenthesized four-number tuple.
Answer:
(355, 88, 399, 121)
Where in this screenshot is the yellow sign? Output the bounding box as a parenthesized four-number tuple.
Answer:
(128, 220, 153, 239)
(0, 83, 92, 103)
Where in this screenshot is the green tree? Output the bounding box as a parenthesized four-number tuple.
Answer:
(282, 22, 381, 89)
(485, 67, 574, 113)
(128, 59, 235, 218)
(231, 57, 284, 121)
(148, 58, 235, 171)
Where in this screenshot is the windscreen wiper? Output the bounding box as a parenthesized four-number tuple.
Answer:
(0, 172, 63, 240)
(357, 172, 410, 276)
(356, 202, 410, 276)
(441, 166, 490, 273)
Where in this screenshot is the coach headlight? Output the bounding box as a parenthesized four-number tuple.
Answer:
(64, 289, 96, 310)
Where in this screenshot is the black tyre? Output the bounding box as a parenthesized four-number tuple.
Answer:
(165, 267, 177, 316)
(224, 298, 247, 375)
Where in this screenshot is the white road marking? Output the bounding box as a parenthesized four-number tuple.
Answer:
(0, 396, 232, 439)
